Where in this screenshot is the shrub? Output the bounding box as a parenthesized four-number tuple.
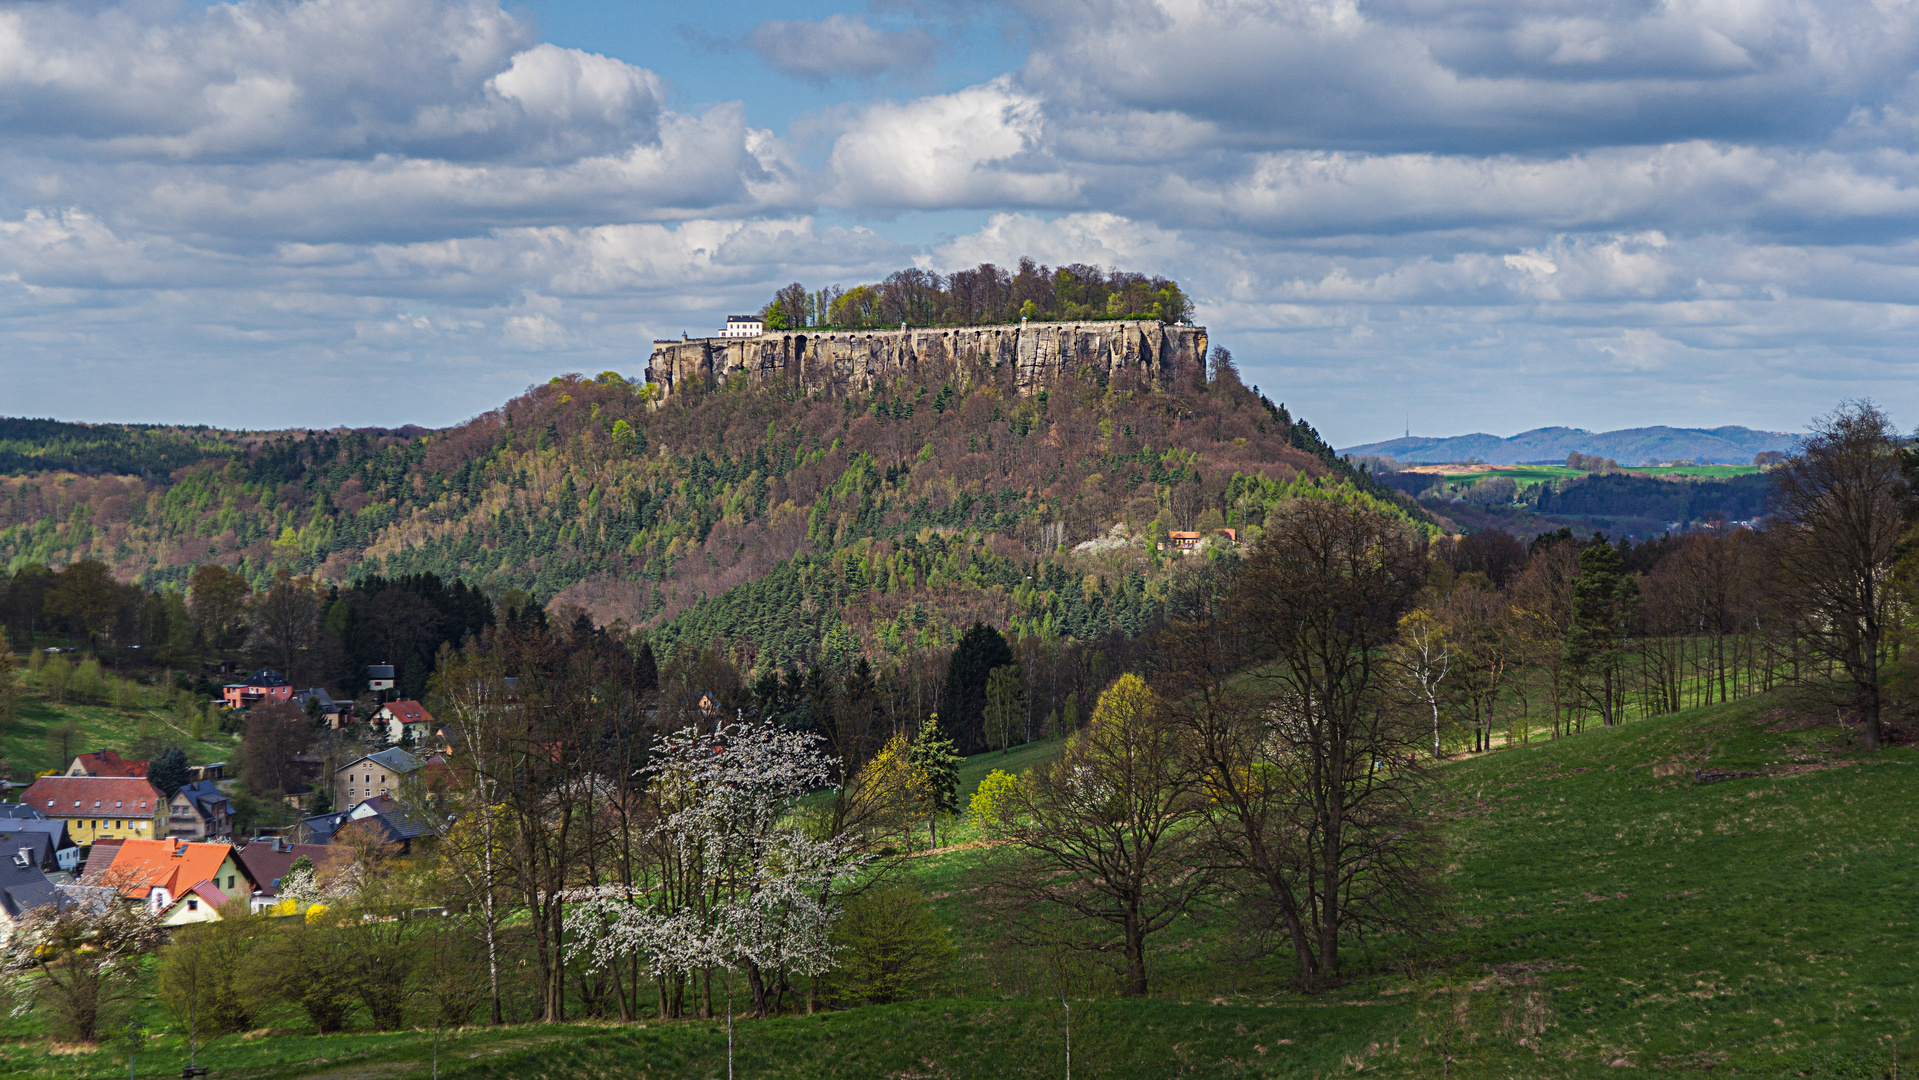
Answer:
(833, 882, 954, 1004)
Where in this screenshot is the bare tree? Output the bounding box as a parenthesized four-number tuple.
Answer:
(1767, 401, 1909, 749)
(1211, 499, 1438, 990)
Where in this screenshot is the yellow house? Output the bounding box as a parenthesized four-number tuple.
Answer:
(18, 776, 168, 846)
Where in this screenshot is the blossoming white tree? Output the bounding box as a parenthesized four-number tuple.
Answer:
(565, 719, 868, 1017)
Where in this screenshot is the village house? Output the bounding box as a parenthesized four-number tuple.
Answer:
(167, 780, 234, 840)
(293, 687, 352, 727)
(0, 820, 79, 875)
(220, 667, 293, 710)
(65, 749, 148, 778)
(96, 838, 245, 925)
(18, 776, 167, 847)
(333, 747, 419, 810)
(1161, 527, 1239, 553)
(366, 664, 395, 693)
(234, 837, 347, 912)
(374, 699, 435, 746)
(0, 854, 61, 945)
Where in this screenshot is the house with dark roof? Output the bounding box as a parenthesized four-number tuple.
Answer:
(0, 853, 61, 944)
(65, 749, 149, 778)
(18, 776, 167, 847)
(0, 804, 46, 821)
(367, 664, 395, 692)
(296, 809, 354, 847)
(220, 668, 293, 710)
(344, 795, 436, 853)
(332, 747, 420, 811)
(0, 820, 79, 874)
(293, 687, 351, 727)
(167, 781, 234, 841)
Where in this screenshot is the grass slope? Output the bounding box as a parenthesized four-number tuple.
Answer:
(5, 692, 1913, 1078)
(6, 695, 233, 777)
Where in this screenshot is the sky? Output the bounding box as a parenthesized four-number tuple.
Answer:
(3, 0, 1918, 446)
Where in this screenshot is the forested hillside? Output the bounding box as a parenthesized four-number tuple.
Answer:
(0, 351, 1422, 669)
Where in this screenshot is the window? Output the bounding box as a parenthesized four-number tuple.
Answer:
(115, 820, 122, 829)
(187, 898, 198, 911)
(227, 875, 234, 889)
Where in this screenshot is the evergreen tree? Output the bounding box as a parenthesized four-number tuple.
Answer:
(938, 622, 1013, 753)
(633, 638, 659, 693)
(1564, 539, 1639, 728)
(147, 746, 190, 798)
(907, 715, 959, 847)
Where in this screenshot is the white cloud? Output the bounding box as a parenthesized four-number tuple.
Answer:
(828, 78, 1079, 209)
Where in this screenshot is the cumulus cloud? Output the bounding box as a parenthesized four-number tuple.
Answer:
(745, 15, 938, 86)
(5, 0, 1919, 440)
(1016, 0, 1919, 152)
(828, 78, 1078, 208)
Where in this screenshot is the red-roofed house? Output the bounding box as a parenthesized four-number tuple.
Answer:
(96, 838, 243, 924)
(65, 749, 148, 778)
(18, 776, 166, 847)
(374, 700, 436, 746)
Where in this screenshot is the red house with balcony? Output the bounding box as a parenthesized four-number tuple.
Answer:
(221, 668, 293, 709)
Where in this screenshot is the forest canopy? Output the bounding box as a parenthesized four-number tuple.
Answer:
(760, 258, 1192, 331)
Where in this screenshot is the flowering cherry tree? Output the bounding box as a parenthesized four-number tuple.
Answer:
(565, 719, 868, 1016)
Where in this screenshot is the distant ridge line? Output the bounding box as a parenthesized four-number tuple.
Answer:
(1340, 425, 1803, 466)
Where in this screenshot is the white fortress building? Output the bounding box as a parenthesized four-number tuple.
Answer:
(718, 315, 763, 338)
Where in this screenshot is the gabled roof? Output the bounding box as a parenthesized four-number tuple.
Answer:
(300, 810, 353, 846)
(98, 839, 234, 900)
(71, 749, 149, 778)
(0, 804, 46, 820)
(380, 700, 433, 725)
(20, 776, 163, 817)
(346, 795, 435, 843)
(0, 820, 72, 850)
(293, 687, 342, 709)
(171, 781, 231, 819)
(339, 747, 421, 776)
(0, 856, 58, 921)
(235, 839, 347, 897)
(237, 668, 288, 688)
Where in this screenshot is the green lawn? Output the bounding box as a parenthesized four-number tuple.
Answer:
(6, 693, 236, 778)
(5, 690, 1912, 1078)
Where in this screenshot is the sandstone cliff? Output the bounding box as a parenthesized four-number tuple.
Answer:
(646, 320, 1207, 397)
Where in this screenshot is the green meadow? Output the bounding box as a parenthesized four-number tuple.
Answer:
(3, 688, 1912, 1078)
(1422, 463, 1764, 490)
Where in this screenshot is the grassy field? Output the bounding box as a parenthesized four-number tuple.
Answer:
(3, 689, 1912, 1078)
(4, 687, 236, 778)
(1416, 463, 1764, 490)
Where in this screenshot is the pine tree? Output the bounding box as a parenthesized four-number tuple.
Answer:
(1564, 539, 1639, 728)
(907, 715, 959, 847)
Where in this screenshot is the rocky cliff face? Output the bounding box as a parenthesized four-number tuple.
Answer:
(645, 320, 1208, 397)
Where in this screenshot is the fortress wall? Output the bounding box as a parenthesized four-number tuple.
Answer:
(644, 320, 1208, 398)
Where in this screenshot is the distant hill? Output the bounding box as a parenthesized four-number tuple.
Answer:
(0, 359, 1425, 671)
(1341, 425, 1802, 466)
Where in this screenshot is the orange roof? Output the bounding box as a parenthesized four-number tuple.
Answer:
(21, 776, 163, 817)
(99, 838, 234, 900)
(1168, 531, 1201, 539)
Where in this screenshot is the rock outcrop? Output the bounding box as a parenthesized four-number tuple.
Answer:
(645, 320, 1207, 398)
